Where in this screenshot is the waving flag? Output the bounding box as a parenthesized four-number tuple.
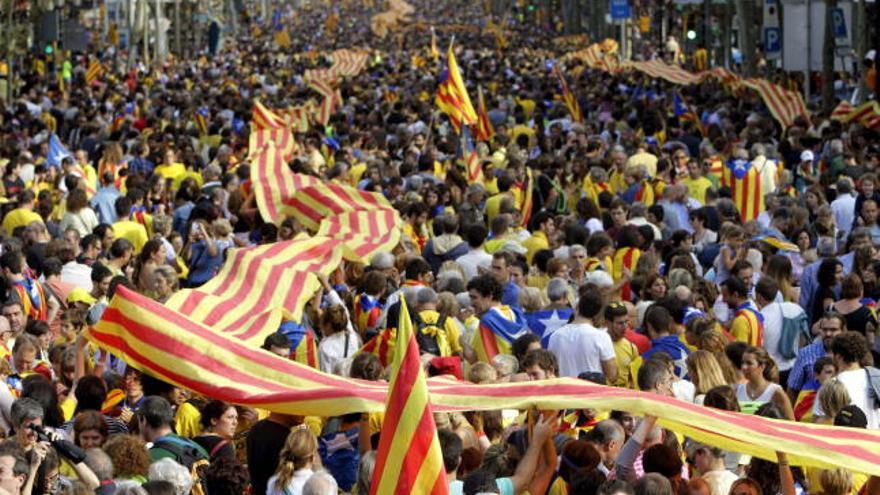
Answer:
(475, 85, 494, 142)
(525, 308, 574, 347)
(359, 327, 397, 367)
(46, 133, 72, 168)
(725, 159, 765, 222)
(279, 320, 319, 369)
(793, 379, 821, 422)
(471, 305, 528, 363)
(89, 287, 880, 477)
(519, 167, 534, 227)
(369, 298, 448, 495)
(354, 294, 384, 335)
(252, 100, 286, 130)
(673, 92, 705, 135)
(461, 126, 484, 184)
(435, 40, 478, 133)
(552, 62, 582, 123)
(831, 100, 880, 131)
(86, 59, 103, 85)
(753, 235, 799, 252)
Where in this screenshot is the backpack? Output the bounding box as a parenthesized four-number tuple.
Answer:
(866, 367, 880, 410)
(776, 302, 810, 360)
(152, 435, 210, 495)
(412, 312, 445, 356)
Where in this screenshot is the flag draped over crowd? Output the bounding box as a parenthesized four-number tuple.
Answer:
(560, 40, 809, 129)
(89, 287, 880, 477)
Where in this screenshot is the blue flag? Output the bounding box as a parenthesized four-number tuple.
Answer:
(673, 92, 686, 117)
(524, 308, 574, 347)
(46, 133, 72, 168)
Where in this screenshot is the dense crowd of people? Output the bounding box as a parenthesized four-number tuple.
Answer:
(0, 0, 879, 495)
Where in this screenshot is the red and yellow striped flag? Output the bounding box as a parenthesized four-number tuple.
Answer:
(519, 167, 534, 227)
(613, 247, 642, 302)
(723, 159, 765, 222)
(831, 100, 880, 131)
(88, 287, 880, 476)
(86, 59, 103, 85)
(252, 100, 287, 130)
(475, 85, 494, 142)
(369, 298, 448, 495)
(435, 40, 478, 133)
(552, 62, 582, 123)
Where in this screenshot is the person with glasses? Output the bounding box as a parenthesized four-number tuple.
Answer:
(787, 313, 846, 403)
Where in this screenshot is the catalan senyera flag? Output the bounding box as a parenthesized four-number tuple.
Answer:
(359, 327, 397, 367)
(86, 59, 103, 85)
(552, 62, 582, 123)
(724, 158, 765, 222)
(475, 85, 494, 142)
(252, 100, 287, 130)
(369, 298, 448, 495)
(194, 108, 209, 137)
(89, 286, 880, 477)
(354, 294, 384, 335)
(793, 379, 821, 422)
(470, 305, 528, 363)
(613, 247, 642, 302)
(461, 126, 484, 184)
(519, 167, 534, 228)
(730, 303, 764, 347)
(249, 126, 297, 163)
(435, 40, 478, 133)
(279, 320, 319, 369)
(831, 100, 880, 131)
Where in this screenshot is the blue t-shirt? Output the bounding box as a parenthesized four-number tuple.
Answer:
(187, 240, 224, 286)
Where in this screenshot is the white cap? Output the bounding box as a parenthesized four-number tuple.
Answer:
(800, 150, 815, 162)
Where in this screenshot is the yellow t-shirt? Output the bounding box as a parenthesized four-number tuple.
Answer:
(626, 151, 659, 177)
(2, 208, 43, 235)
(521, 231, 549, 264)
(484, 192, 512, 224)
(153, 162, 186, 181)
(613, 338, 639, 388)
(172, 170, 203, 191)
(112, 220, 148, 253)
(175, 401, 202, 438)
(683, 176, 713, 205)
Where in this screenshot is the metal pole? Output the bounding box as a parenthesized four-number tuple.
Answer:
(5, 0, 14, 103)
(153, 0, 161, 62)
(805, 0, 811, 102)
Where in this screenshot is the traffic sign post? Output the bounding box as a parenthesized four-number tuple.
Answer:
(610, 0, 631, 21)
(764, 27, 780, 60)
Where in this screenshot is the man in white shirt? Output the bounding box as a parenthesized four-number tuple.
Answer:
(455, 224, 492, 280)
(548, 291, 618, 381)
(687, 442, 739, 495)
(831, 177, 857, 240)
(814, 332, 880, 429)
(751, 143, 777, 195)
(755, 278, 801, 383)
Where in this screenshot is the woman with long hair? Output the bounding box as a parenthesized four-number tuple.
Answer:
(132, 239, 168, 292)
(59, 188, 99, 236)
(266, 428, 319, 495)
(317, 305, 361, 375)
(735, 346, 795, 419)
(833, 274, 878, 348)
(686, 351, 728, 405)
(98, 142, 127, 187)
(764, 255, 798, 303)
(810, 258, 844, 325)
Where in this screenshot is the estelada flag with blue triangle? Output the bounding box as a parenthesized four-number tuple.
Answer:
(46, 133, 72, 168)
(724, 158, 765, 222)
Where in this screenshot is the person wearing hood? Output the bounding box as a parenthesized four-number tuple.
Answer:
(423, 214, 468, 274)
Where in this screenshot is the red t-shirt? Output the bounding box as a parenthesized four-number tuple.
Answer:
(625, 328, 652, 355)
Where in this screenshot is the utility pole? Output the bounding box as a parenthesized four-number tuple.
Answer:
(821, 0, 836, 113)
(3, 0, 14, 103)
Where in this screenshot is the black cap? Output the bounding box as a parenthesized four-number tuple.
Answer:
(834, 405, 868, 428)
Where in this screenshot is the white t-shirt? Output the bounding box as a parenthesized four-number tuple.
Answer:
(456, 248, 493, 280)
(266, 468, 314, 495)
(759, 301, 803, 371)
(814, 368, 880, 429)
(548, 322, 615, 377)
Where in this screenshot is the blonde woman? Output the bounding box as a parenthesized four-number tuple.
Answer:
(266, 428, 319, 495)
(814, 380, 850, 425)
(686, 351, 728, 405)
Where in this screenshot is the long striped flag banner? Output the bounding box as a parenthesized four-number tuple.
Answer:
(252, 100, 287, 130)
(566, 48, 809, 129)
(831, 100, 880, 131)
(90, 286, 880, 476)
(370, 298, 448, 495)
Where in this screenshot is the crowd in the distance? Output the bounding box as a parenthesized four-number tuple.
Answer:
(0, 0, 879, 494)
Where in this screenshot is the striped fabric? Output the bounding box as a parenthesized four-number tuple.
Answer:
(831, 100, 880, 130)
(730, 303, 764, 347)
(552, 63, 582, 123)
(86, 59, 104, 85)
(193, 108, 209, 137)
(252, 100, 287, 130)
(435, 41, 478, 133)
(248, 126, 298, 163)
(739, 79, 809, 129)
(470, 306, 528, 363)
(279, 320, 319, 369)
(90, 287, 880, 476)
(626, 59, 701, 85)
(307, 78, 343, 126)
(612, 247, 641, 302)
(519, 167, 534, 227)
(369, 298, 448, 495)
(724, 159, 765, 222)
(354, 294, 383, 335)
(359, 327, 397, 367)
(475, 85, 495, 141)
